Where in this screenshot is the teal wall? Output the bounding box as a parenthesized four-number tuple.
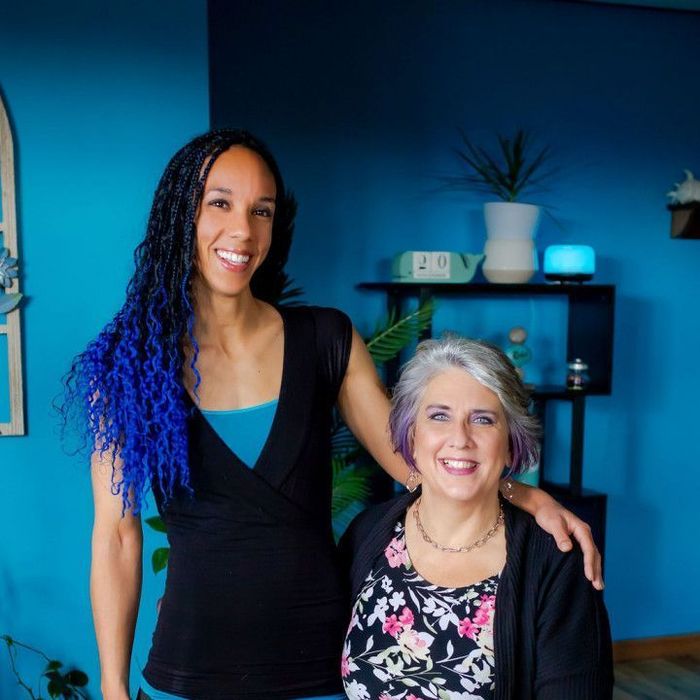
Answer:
(0, 1, 208, 696)
(210, 0, 700, 642)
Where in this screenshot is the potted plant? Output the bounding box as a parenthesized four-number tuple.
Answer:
(446, 129, 554, 283)
(667, 170, 700, 239)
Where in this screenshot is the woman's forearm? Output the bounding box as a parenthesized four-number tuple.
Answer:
(90, 516, 142, 700)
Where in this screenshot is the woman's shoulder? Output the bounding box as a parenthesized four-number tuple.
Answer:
(503, 499, 586, 577)
(280, 303, 348, 319)
(340, 491, 416, 558)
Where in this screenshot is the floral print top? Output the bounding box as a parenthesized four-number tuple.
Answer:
(342, 520, 498, 700)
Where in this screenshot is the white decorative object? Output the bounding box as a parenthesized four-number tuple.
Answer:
(482, 204, 539, 284)
(667, 170, 700, 205)
(482, 239, 537, 284)
(484, 202, 541, 240)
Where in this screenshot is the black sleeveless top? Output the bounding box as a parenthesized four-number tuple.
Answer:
(143, 306, 353, 699)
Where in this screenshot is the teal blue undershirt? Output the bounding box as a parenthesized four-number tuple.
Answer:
(140, 399, 343, 699)
(201, 398, 279, 468)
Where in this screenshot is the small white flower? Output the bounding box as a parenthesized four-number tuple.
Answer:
(344, 678, 370, 700)
(367, 596, 389, 626)
(389, 591, 406, 610)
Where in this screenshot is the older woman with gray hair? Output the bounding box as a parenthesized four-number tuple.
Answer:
(340, 337, 613, 699)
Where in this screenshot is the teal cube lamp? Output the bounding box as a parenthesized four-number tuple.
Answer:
(543, 245, 595, 283)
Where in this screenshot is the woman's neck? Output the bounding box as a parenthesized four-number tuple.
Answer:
(191, 284, 268, 354)
(415, 490, 502, 549)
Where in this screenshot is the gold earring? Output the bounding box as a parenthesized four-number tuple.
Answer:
(405, 468, 420, 493)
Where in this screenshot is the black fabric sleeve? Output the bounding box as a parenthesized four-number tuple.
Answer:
(534, 545, 614, 699)
(311, 306, 353, 401)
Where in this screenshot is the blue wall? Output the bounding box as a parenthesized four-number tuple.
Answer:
(210, 0, 700, 642)
(0, 1, 208, 696)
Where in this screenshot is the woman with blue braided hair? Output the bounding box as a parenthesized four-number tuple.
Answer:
(64, 129, 603, 700)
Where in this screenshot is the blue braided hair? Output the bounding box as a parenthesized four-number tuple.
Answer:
(61, 129, 297, 513)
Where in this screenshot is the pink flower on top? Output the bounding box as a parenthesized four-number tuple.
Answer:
(398, 606, 414, 627)
(407, 695, 426, 700)
(458, 615, 478, 640)
(473, 606, 492, 626)
(480, 594, 497, 610)
(473, 594, 496, 626)
(384, 536, 409, 568)
(382, 613, 402, 637)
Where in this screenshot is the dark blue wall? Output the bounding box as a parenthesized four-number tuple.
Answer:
(210, 0, 700, 641)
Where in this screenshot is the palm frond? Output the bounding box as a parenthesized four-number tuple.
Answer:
(365, 298, 435, 364)
(332, 499, 369, 541)
(331, 459, 373, 517)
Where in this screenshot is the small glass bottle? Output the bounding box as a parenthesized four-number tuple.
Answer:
(566, 358, 590, 390)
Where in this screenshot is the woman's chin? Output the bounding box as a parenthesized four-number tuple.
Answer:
(422, 480, 499, 508)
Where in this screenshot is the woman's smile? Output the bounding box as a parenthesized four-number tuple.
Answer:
(438, 457, 480, 475)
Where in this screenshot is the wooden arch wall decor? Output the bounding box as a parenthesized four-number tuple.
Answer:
(0, 90, 25, 435)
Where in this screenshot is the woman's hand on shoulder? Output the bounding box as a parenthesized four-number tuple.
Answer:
(534, 500, 603, 591)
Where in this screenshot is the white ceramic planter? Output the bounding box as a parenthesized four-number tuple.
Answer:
(484, 202, 541, 240)
(482, 239, 537, 284)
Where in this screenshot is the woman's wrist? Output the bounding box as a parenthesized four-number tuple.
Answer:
(500, 478, 553, 515)
(100, 676, 130, 700)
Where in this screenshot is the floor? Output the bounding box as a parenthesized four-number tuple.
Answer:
(614, 654, 700, 699)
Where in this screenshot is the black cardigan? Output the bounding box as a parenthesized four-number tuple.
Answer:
(339, 490, 614, 699)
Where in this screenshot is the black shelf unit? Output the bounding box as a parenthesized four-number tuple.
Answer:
(357, 281, 615, 560)
(358, 282, 615, 395)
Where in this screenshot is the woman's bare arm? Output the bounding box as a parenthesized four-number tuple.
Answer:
(337, 327, 603, 588)
(90, 450, 142, 700)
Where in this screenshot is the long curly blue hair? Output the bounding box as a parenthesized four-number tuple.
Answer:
(61, 129, 297, 513)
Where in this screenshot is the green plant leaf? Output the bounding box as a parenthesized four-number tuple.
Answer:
(331, 460, 372, 517)
(332, 499, 368, 541)
(152, 547, 170, 574)
(64, 670, 88, 687)
(330, 418, 361, 457)
(144, 516, 167, 533)
(450, 128, 554, 203)
(44, 660, 62, 671)
(46, 673, 65, 698)
(366, 299, 435, 364)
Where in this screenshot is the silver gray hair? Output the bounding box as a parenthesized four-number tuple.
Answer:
(389, 335, 541, 474)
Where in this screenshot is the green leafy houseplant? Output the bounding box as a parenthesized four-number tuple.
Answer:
(1, 635, 88, 700)
(146, 298, 436, 566)
(445, 128, 554, 203)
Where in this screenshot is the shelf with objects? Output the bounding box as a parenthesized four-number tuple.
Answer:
(356, 281, 615, 565)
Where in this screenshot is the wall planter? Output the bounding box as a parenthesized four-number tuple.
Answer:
(668, 203, 700, 239)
